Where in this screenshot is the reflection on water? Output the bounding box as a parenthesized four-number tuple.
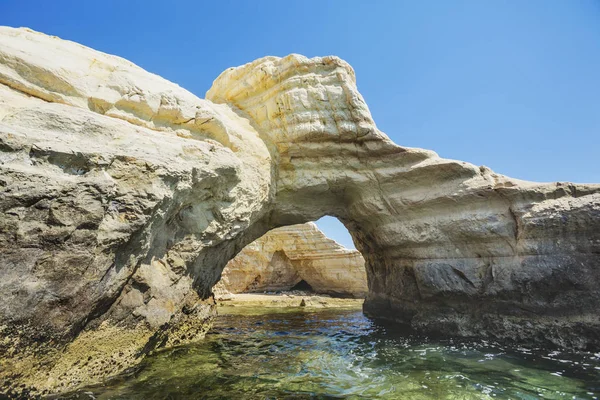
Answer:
(70, 308, 600, 399)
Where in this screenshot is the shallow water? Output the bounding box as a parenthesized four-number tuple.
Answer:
(71, 308, 600, 399)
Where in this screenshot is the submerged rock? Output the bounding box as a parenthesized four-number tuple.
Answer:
(0, 26, 599, 396)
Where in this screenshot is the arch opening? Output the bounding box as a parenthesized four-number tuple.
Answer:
(212, 217, 368, 303)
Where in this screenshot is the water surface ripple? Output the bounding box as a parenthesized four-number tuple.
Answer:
(72, 308, 600, 399)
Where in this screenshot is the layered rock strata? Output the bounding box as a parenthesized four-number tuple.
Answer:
(213, 223, 367, 298)
(0, 27, 599, 395)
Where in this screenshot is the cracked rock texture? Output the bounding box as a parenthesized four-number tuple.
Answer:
(213, 223, 367, 298)
(1, 26, 599, 396)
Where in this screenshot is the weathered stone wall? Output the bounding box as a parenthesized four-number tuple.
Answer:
(0, 26, 599, 396)
(213, 223, 367, 298)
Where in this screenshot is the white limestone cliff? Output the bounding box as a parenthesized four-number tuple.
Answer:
(0, 27, 599, 396)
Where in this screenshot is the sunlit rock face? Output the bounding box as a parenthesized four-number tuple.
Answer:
(207, 55, 600, 351)
(213, 223, 367, 298)
(1, 26, 599, 395)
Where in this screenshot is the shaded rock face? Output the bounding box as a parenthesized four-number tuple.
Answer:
(213, 223, 367, 298)
(0, 26, 598, 395)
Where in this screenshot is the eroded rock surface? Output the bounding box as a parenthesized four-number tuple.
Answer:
(213, 223, 367, 298)
(0, 26, 599, 396)
(0, 27, 273, 396)
(207, 54, 600, 351)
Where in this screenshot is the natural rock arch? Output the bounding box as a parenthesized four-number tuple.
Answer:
(0, 27, 599, 395)
(207, 54, 600, 350)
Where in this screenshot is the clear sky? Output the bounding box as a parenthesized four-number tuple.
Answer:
(2, 1, 599, 249)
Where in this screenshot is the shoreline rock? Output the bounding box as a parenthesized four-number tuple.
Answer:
(217, 292, 364, 310)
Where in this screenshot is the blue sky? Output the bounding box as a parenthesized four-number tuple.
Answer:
(2, 1, 599, 249)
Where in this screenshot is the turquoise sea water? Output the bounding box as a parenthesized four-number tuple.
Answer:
(69, 307, 600, 399)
